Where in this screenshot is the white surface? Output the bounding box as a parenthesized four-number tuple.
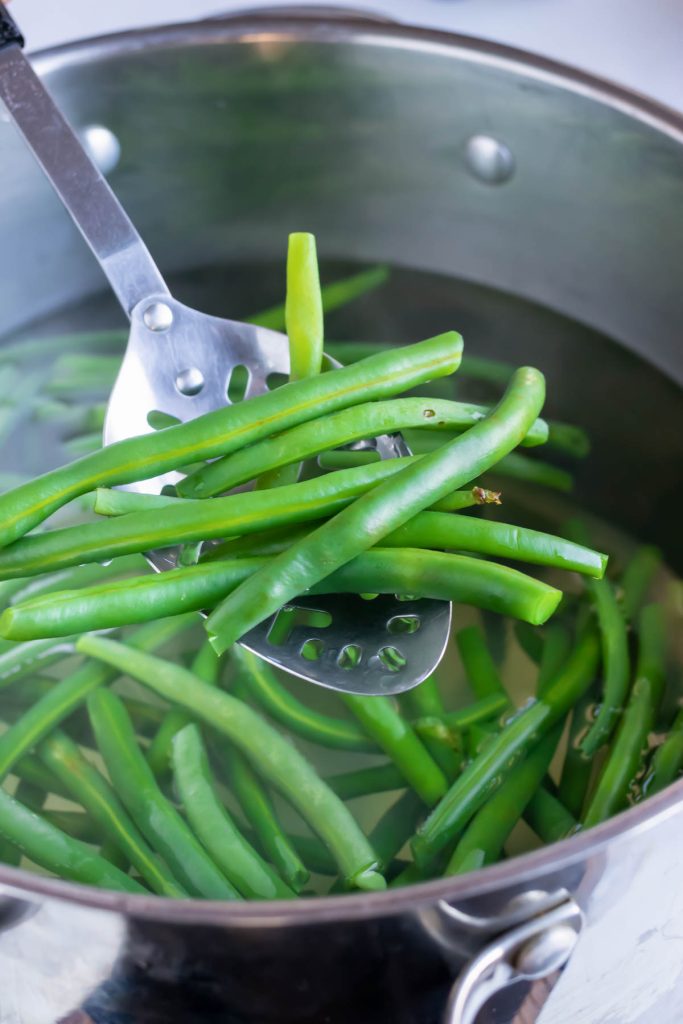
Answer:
(10, 0, 683, 114)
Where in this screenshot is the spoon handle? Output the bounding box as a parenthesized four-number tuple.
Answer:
(0, 6, 169, 315)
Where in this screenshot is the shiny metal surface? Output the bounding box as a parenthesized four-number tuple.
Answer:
(0, 22, 450, 696)
(0, 8, 680, 1023)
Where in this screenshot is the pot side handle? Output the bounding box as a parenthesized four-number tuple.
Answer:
(439, 890, 583, 1024)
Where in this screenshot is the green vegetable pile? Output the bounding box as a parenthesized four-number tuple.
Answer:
(0, 234, 677, 897)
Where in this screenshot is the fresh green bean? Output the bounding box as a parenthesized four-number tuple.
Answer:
(206, 367, 547, 653)
(180, 397, 548, 499)
(0, 329, 125, 363)
(172, 725, 294, 899)
(248, 265, 389, 330)
(87, 688, 240, 899)
(318, 449, 380, 469)
(0, 786, 146, 892)
(537, 624, 573, 696)
(557, 693, 595, 818)
(445, 724, 564, 873)
(398, 674, 463, 778)
(78, 636, 384, 891)
(642, 708, 683, 797)
(0, 370, 47, 447)
(325, 342, 513, 387)
(2, 548, 563, 641)
(340, 693, 448, 806)
(0, 637, 76, 688)
(213, 741, 309, 891)
(546, 420, 591, 459)
(325, 763, 405, 800)
(39, 730, 187, 897)
(418, 694, 510, 732)
(583, 604, 667, 826)
(45, 354, 122, 396)
(515, 621, 545, 664)
(621, 546, 662, 621)
(456, 626, 510, 703)
(524, 786, 578, 844)
(0, 332, 462, 548)
(229, 645, 376, 752)
(368, 791, 425, 869)
(412, 626, 600, 865)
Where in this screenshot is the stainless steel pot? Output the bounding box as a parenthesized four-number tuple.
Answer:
(0, 8, 682, 1023)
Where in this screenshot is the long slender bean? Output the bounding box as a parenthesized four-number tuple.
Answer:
(445, 724, 564, 874)
(412, 626, 600, 865)
(248, 265, 389, 330)
(368, 791, 425, 869)
(78, 636, 384, 891)
(398, 674, 463, 779)
(229, 645, 376, 752)
(206, 367, 547, 653)
(456, 626, 510, 703)
(583, 604, 667, 826)
(214, 741, 309, 891)
(642, 708, 683, 797)
(39, 730, 187, 898)
(418, 694, 510, 732)
(0, 332, 462, 548)
(172, 725, 294, 899)
(0, 637, 77, 688)
(0, 787, 146, 893)
(557, 693, 595, 818)
(537, 624, 573, 696)
(524, 786, 578, 844)
(621, 546, 662, 621)
(326, 763, 405, 800)
(87, 689, 240, 900)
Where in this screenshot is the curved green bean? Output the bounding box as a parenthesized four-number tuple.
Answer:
(537, 624, 573, 696)
(87, 688, 240, 900)
(642, 708, 683, 797)
(524, 786, 578, 844)
(456, 626, 510, 703)
(0, 786, 145, 893)
(78, 636, 384, 891)
(583, 604, 667, 826)
(172, 724, 294, 899)
(398, 675, 463, 779)
(412, 626, 600, 865)
(581, 571, 630, 754)
(557, 693, 596, 818)
(0, 333, 461, 547)
(206, 367, 548, 653)
(621, 545, 662, 621)
(325, 763, 405, 800)
(39, 730, 187, 898)
(368, 791, 425, 870)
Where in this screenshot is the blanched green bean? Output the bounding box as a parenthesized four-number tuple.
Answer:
(398, 674, 463, 779)
(368, 791, 425, 870)
(172, 725, 294, 899)
(524, 786, 578, 844)
(0, 332, 462, 548)
(78, 636, 384, 891)
(558, 693, 597, 818)
(642, 708, 683, 797)
(579, 567, 630, 754)
(326, 763, 405, 800)
(456, 626, 510, 703)
(621, 546, 662, 621)
(537, 624, 573, 696)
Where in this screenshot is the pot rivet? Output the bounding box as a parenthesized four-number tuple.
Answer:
(515, 923, 578, 977)
(464, 134, 515, 184)
(80, 124, 121, 176)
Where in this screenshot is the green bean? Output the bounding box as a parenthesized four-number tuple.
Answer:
(412, 626, 600, 865)
(398, 674, 463, 778)
(0, 333, 462, 547)
(456, 626, 510, 703)
(524, 786, 578, 844)
(38, 809, 100, 843)
(229, 645, 376, 752)
(0, 329, 125, 362)
(87, 689, 240, 899)
(146, 640, 220, 776)
(63, 432, 103, 457)
(39, 730, 187, 897)
(0, 637, 76, 688)
(340, 693, 448, 806)
(99, 838, 129, 872)
(213, 741, 309, 891)
(45, 354, 122, 396)
(0, 370, 47, 447)
(248, 265, 389, 330)
(583, 604, 667, 826)
(546, 420, 591, 459)
(318, 449, 380, 469)
(0, 786, 146, 892)
(0, 460, 421, 580)
(34, 398, 106, 434)
(445, 724, 564, 874)
(557, 693, 595, 818)
(0, 833, 20, 866)
(180, 396, 548, 499)
(368, 791, 425, 869)
(419, 694, 510, 732)
(620, 546, 662, 621)
(537, 624, 573, 696)
(325, 763, 405, 800)
(515, 621, 545, 664)
(380, 511, 606, 578)
(206, 367, 547, 653)
(642, 708, 683, 797)
(78, 636, 384, 891)
(326, 342, 513, 387)
(172, 724, 294, 899)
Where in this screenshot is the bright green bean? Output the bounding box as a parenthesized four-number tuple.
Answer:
(39, 730, 187, 897)
(537, 624, 573, 697)
(420, 694, 510, 732)
(78, 636, 384, 891)
(368, 791, 425, 870)
(0, 332, 462, 547)
(248, 265, 389, 329)
(0, 786, 146, 893)
(284, 232, 323, 380)
(412, 626, 600, 865)
(0, 637, 76, 689)
(229, 645, 376, 752)
(172, 724, 294, 899)
(180, 396, 548, 499)
(621, 546, 662, 621)
(206, 367, 547, 653)
(446, 724, 564, 874)
(87, 689, 240, 899)
(583, 604, 667, 826)
(524, 786, 578, 844)
(325, 763, 405, 800)
(398, 674, 463, 779)
(581, 571, 630, 755)
(456, 626, 510, 703)
(642, 708, 683, 797)
(325, 342, 513, 387)
(558, 693, 597, 818)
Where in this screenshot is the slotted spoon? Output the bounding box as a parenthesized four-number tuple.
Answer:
(0, 10, 452, 695)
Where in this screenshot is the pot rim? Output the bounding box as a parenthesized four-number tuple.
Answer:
(2, 7, 681, 924)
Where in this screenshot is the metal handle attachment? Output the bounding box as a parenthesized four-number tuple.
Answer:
(0, 5, 168, 315)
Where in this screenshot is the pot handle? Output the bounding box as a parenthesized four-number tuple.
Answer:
(438, 890, 583, 1024)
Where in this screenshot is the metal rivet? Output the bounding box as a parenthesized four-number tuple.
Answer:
(464, 134, 515, 184)
(175, 367, 205, 396)
(143, 302, 174, 332)
(80, 124, 121, 175)
(515, 923, 578, 978)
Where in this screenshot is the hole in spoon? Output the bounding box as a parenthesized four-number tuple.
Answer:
(387, 614, 421, 635)
(176, 367, 205, 396)
(226, 364, 249, 403)
(147, 409, 181, 430)
(378, 646, 407, 672)
(266, 371, 289, 391)
(337, 644, 362, 670)
(267, 605, 332, 646)
(301, 638, 325, 661)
